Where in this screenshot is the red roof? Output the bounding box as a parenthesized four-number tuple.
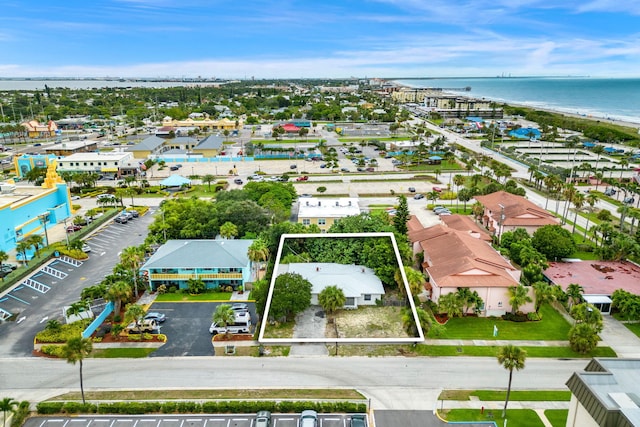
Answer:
(282, 123, 300, 132)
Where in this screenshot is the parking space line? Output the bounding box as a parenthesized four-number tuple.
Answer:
(7, 293, 30, 305)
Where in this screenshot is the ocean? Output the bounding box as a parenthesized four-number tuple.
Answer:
(395, 77, 640, 126)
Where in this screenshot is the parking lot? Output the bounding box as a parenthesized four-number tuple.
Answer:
(0, 208, 156, 357)
(24, 413, 365, 427)
(149, 302, 256, 357)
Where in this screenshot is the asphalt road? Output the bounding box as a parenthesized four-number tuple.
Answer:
(0, 356, 588, 410)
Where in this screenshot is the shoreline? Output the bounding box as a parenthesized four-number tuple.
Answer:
(390, 79, 640, 130)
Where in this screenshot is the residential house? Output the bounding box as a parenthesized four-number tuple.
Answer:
(566, 358, 640, 427)
(409, 224, 526, 316)
(297, 197, 360, 232)
(279, 263, 385, 308)
(140, 239, 253, 291)
(474, 191, 559, 240)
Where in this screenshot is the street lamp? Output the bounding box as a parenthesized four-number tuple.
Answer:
(62, 218, 70, 247)
(38, 212, 50, 246)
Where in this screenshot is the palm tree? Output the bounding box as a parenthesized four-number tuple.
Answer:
(532, 281, 556, 315)
(508, 285, 533, 314)
(62, 336, 93, 404)
(438, 292, 463, 318)
(212, 304, 236, 337)
(219, 221, 238, 239)
(106, 281, 133, 315)
(124, 303, 146, 333)
(0, 397, 18, 427)
(247, 239, 269, 282)
(566, 283, 584, 308)
(202, 174, 215, 191)
(497, 344, 527, 418)
(25, 234, 44, 258)
(120, 246, 144, 298)
(561, 183, 577, 225)
(0, 250, 8, 266)
(583, 193, 598, 241)
(394, 266, 425, 296)
(15, 241, 30, 266)
(591, 144, 605, 172)
(571, 192, 585, 234)
(318, 285, 346, 319)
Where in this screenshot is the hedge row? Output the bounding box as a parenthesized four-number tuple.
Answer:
(37, 400, 366, 415)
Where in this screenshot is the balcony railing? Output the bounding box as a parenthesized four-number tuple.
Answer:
(149, 272, 242, 280)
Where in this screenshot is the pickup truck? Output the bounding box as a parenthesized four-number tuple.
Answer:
(296, 175, 309, 181)
(209, 311, 251, 334)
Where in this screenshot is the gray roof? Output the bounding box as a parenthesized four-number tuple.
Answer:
(173, 136, 198, 145)
(196, 135, 224, 150)
(279, 263, 384, 297)
(566, 358, 640, 427)
(128, 135, 166, 151)
(141, 239, 253, 270)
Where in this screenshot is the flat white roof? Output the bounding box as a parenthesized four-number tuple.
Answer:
(584, 295, 613, 304)
(298, 197, 360, 218)
(44, 140, 97, 150)
(58, 151, 133, 162)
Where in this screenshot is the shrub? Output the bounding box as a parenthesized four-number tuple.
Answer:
(35, 319, 91, 343)
(37, 402, 64, 414)
(597, 209, 612, 221)
(11, 401, 30, 427)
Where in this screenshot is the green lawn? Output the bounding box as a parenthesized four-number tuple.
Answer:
(545, 409, 569, 427)
(619, 320, 640, 338)
(443, 409, 545, 426)
(155, 292, 233, 302)
(92, 348, 157, 358)
(415, 344, 615, 358)
(439, 390, 570, 401)
(426, 304, 571, 340)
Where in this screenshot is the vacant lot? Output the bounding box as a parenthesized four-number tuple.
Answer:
(327, 306, 410, 339)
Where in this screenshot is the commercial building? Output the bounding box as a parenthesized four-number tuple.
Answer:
(0, 162, 72, 256)
(13, 154, 58, 178)
(161, 116, 241, 130)
(56, 151, 140, 177)
(43, 140, 98, 156)
(297, 197, 361, 232)
(140, 239, 254, 292)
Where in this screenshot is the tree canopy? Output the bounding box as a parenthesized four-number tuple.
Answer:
(269, 273, 312, 321)
(531, 225, 576, 261)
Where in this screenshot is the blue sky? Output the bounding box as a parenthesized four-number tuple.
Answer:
(1, 0, 639, 78)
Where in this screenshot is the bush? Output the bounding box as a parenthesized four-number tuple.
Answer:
(11, 401, 30, 427)
(62, 402, 98, 414)
(597, 209, 612, 221)
(36, 319, 91, 343)
(502, 312, 528, 322)
(37, 402, 65, 414)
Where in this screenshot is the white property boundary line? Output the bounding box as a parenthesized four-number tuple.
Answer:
(258, 232, 425, 344)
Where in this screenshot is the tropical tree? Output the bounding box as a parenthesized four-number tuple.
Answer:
(438, 292, 463, 318)
(0, 397, 18, 427)
(247, 239, 269, 281)
(393, 195, 410, 235)
(318, 285, 346, 319)
(0, 251, 8, 266)
(565, 283, 584, 308)
(497, 344, 527, 418)
(570, 192, 585, 234)
(124, 303, 146, 333)
(25, 234, 44, 257)
(269, 272, 312, 321)
(202, 174, 215, 191)
(15, 241, 31, 265)
(219, 221, 238, 239)
(62, 336, 93, 404)
(394, 266, 425, 297)
(120, 246, 144, 298)
(569, 322, 600, 354)
(582, 193, 598, 241)
(106, 281, 133, 316)
(66, 300, 90, 318)
(532, 281, 556, 315)
(212, 304, 236, 336)
(508, 285, 533, 314)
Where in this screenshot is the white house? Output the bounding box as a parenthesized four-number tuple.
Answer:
(278, 262, 385, 308)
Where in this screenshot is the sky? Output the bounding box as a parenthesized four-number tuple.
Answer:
(1, 0, 639, 79)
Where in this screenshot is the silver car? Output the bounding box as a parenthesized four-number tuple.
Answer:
(300, 410, 318, 427)
(255, 410, 271, 427)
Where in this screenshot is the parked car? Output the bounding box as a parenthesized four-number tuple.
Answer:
(300, 410, 318, 427)
(624, 197, 635, 204)
(1, 263, 17, 271)
(144, 312, 166, 323)
(233, 178, 243, 185)
(232, 303, 249, 313)
(81, 244, 92, 253)
(66, 224, 82, 233)
(433, 186, 442, 192)
(249, 174, 264, 182)
(299, 194, 313, 198)
(604, 188, 616, 196)
(255, 411, 271, 427)
(114, 216, 128, 224)
(365, 167, 375, 172)
(97, 194, 116, 201)
(340, 168, 350, 172)
(126, 319, 158, 333)
(296, 175, 309, 181)
(408, 187, 416, 193)
(413, 193, 425, 200)
(120, 212, 134, 221)
(350, 414, 367, 427)
(169, 166, 179, 171)
(128, 210, 139, 218)
(290, 164, 297, 169)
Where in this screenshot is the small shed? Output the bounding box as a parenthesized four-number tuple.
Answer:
(160, 174, 191, 188)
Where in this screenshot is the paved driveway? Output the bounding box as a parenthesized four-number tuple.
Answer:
(150, 302, 256, 357)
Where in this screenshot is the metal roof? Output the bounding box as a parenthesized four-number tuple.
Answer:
(141, 239, 253, 270)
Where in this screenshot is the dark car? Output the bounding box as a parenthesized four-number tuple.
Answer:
(66, 224, 82, 233)
(290, 164, 297, 169)
(408, 187, 416, 193)
(350, 415, 367, 427)
(413, 193, 425, 200)
(233, 178, 243, 185)
(128, 210, 139, 218)
(170, 166, 179, 171)
(114, 216, 128, 224)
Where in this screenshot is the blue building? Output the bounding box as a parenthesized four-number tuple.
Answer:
(141, 239, 254, 291)
(14, 154, 58, 178)
(0, 162, 72, 256)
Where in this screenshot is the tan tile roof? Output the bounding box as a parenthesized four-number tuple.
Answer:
(407, 215, 423, 233)
(475, 191, 558, 226)
(440, 214, 492, 241)
(414, 225, 519, 289)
